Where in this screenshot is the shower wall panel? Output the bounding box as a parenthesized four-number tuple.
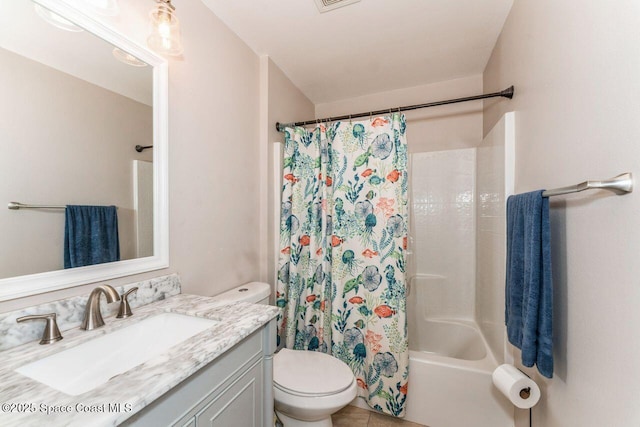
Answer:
(411, 149, 476, 320)
(475, 113, 514, 364)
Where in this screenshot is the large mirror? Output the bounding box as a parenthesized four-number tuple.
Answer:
(0, 0, 169, 301)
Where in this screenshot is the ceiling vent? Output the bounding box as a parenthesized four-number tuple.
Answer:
(314, 0, 361, 13)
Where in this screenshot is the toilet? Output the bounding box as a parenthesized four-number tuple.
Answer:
(212, 282, 357, 427)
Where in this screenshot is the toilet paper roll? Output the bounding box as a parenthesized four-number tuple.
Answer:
(492, 364, 541, 409)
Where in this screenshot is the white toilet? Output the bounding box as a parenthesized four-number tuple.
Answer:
(212, 282, 357, 427)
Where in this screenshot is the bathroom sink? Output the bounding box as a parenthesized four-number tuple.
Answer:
(15, 313, 218, 396)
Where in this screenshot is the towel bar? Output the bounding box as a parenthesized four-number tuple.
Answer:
(8, 202, 119, 210)
(8, 202, 65, 210)
(542, 173, 633, 197)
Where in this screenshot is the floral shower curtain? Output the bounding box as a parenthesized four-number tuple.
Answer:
(276, 114, 409, 417)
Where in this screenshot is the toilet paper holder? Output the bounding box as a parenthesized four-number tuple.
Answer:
(492, 364, 541, 409)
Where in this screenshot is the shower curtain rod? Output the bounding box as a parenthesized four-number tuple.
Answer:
(275, 85, 514, 132)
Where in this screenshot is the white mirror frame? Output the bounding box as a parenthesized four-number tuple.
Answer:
(0, 0, 169, 301)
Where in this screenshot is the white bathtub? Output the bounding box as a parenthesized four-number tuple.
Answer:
(402, 275, 515, 427)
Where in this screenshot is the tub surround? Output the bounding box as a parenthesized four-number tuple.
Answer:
(396, 114, 515, 426)
(0, 293, 279, 426)
(0, 274, 181, 351)
(409, 318, 489, 362)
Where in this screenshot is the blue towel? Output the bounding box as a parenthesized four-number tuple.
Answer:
(64, 205, 120, 269)
(505, 190, 553, 378)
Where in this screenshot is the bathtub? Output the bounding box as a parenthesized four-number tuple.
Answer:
(402, 275, 515, 427)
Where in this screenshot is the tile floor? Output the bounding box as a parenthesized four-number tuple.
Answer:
(331, 405, 427, 427)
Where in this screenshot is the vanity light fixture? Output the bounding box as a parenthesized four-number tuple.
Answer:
(147, 0, 184, 56)
(33, 3, 83, 32)
(112, 48, 148, 67)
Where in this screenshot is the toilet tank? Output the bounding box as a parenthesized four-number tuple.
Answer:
(211, 282, 271, 305)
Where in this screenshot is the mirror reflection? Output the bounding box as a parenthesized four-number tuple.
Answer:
(0, 1, 154, 279)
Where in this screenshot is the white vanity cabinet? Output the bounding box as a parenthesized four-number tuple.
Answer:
(122, 319, 276, 427)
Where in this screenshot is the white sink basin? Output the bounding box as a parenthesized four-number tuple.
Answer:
(15, 313, 217, 396)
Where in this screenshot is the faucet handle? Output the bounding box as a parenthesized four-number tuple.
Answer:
(16, 313, 63, 345)
(117, 287, 138, 319)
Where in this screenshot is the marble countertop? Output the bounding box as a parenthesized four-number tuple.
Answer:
(0, 294, 279, 427)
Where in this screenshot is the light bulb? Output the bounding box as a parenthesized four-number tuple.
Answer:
(158, 21, 171, 38)
(147, 1, 183, 56)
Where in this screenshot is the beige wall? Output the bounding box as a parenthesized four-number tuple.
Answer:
(260, 58, 315, 293)
(484, 1, 640, 425)
(316, 75, 483, 153)
(0, 0, 263, 312)
(0, 47, 152, 279)
(165, 0, 261, 296)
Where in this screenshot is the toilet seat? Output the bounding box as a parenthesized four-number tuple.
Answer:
(274, 348, 355, 397)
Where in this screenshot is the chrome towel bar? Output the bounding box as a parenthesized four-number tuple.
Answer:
(542, 173, 633, 197)
(7, 202, 119, 210)
(8, 202, 65, 210)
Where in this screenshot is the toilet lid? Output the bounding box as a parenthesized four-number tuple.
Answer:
(274, 348, 355, 396)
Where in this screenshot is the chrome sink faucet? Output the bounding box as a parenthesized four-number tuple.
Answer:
(81, 285, 120, 331)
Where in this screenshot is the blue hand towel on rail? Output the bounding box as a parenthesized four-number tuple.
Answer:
(505, 190, 553, 378)
(64, 205, 120, 269)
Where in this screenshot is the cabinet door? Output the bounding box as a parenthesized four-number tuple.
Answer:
(196, 361, 263, 427)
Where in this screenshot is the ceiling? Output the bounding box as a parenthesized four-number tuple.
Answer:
(200, 0, 514, 104)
